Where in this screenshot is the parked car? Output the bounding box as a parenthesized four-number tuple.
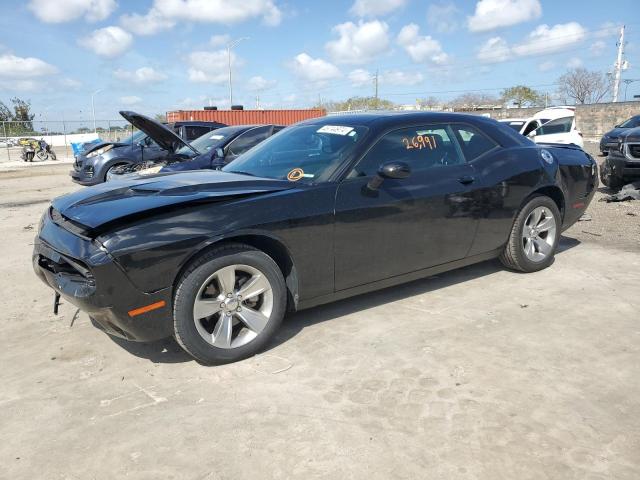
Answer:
(110, 123, 284, 179)
(168, 121, 228, 142)
(532, 106, 576, 125)
(498, 117, 542, 136)
(600, 126, 640, 189)
(529, 115, 584, 149)
(599, 115, 640, 155)
(70, 113, 226, 186)
(33, 112, 597, 364)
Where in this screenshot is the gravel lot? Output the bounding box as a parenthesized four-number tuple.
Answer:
(1, 162, 639, 480)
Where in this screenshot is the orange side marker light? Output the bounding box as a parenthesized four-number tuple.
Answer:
(128, 300, 166, 317)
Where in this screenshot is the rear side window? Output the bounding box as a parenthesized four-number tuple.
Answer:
(451, 124, 498, 161)
(537, 116, 573, 135)
(226, 126, 271, 156)
(349, 123, 465, 177)
(184, 126, 213, 141)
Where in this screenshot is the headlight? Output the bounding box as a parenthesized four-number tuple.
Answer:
(86, 144, 114, 158)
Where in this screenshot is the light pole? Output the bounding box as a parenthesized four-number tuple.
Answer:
(227, 37, 249, 107)
(91, 89, 103, 133)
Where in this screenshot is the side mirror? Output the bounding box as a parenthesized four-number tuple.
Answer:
(215, 147, 224, 158)
(367, 161, 411, 190)
(528, 131, 537, 138)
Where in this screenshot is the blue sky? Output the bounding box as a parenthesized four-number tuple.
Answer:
(0, 0, 638, 122)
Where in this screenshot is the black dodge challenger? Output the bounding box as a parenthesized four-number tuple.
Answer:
(33, 113, 597, 364)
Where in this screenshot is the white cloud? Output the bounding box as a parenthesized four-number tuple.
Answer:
(567, 57, 583, 69)
(594, 21, 620, 39)
(114, 67, 168, 84)
(348, 68, 424, 87)
(187, 50, 242, 84)
(397, 24, 449, 64)
(80, 26, 133, 58)
(120, 10, 175, 35)
(348, 69, 372, 87)
(467, 0, 541, 32)
(28, 0, 117, 23)
(326, 20, 390, 65)
(290, 53, 341, 83)
(210, 34, 231, 47)
(477, 36, 510, 63)
(60, 77, 83, 88)
(538, 60, 555, 72)
(427, 2, 461, 34)
(119, 95, 142, 106)
(122, 0, 281, 36)
(349, 0, 406, 17)
(590, 40, 606, 56)
(247, 76, 276, 91)
(0, 54, 57, 78)
(381, 70, 424, 86)
(512, 22, 586, 56)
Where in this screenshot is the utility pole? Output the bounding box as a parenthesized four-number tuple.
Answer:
(91, 89, 103, 133)
(623, 79, 639, 101)
(373, 69, 379, 109)
(612, 25, 626, 102)
(226, 37, 249, 107)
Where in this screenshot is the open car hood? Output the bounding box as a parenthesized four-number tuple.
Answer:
(52, 170, 294, 231)
(119, 110, 199, 155)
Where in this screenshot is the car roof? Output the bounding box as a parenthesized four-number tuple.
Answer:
(296, 111, 500, 129)
(169, 121, 227, 127)
(499, 118, 529, 122)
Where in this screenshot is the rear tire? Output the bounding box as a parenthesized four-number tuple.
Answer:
(500, 195, 561, 273)
(173, 244, 286, 365)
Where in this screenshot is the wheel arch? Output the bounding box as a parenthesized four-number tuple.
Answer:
(173, 233, 299, 312)
(528, 185, 565, 220)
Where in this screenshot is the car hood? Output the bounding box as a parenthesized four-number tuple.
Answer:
(603, 127, 627, 139)
(52, 170, 294, 231)
(119, 110, 198, 155)
(620, 127, 640, 143)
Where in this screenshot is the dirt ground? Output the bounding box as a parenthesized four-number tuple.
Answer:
(1, 163, 639, 480)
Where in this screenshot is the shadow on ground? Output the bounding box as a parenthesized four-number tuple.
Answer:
(109, 236, 580, 364)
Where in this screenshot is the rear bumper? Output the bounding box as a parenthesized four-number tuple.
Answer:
(32, 211, 173, 341)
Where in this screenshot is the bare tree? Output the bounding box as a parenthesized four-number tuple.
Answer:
(556, 68, 611, 104)
(416, 96, 440, 110)
(450, 92, 500, 110)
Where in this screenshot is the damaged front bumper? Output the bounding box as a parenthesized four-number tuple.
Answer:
(32, 209, 173, 341)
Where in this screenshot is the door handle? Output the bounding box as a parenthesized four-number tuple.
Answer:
(458, 175, 475, 185)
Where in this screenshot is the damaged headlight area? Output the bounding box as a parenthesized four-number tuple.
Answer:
(86, 144, 114, 158)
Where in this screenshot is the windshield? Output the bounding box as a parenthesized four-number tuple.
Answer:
(119, 129, 146, 145)
(536, 116, 573, 135)
(619, 117, 640, 128)
(176, 126, 242, 155)
(222, 124, 368, 183)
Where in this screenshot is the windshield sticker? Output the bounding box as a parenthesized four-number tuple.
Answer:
(317, 125, 354, 136)
(287, 168, 305, 181)
(401, 135, 438, 151)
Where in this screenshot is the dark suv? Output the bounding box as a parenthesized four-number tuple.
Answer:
(599, 115, 640, 155)
(600, 126, 640, 189)
(70, 114, 225, 185)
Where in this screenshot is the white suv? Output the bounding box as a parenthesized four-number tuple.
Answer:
(529, 107, 584, 148)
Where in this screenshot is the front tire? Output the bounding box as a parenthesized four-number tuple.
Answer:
(500, 195, 561, 273)
(599, 161, 623, 191)
(173, 244, 286, 365)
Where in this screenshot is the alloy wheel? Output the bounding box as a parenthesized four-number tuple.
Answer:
(192, 264, 273, 349)
(521, 206, 557, 262)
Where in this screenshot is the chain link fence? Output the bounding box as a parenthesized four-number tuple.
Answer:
(0, 120, 136, 164)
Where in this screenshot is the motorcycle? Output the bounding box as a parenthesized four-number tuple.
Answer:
(21, 139, 57, 162)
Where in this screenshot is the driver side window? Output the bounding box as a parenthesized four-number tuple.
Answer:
(226, 126, 271, 157)
(349, 124, 464, 178)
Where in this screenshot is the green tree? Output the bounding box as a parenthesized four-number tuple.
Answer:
(317, 96, 395, 112)
(0, 101, 11, 121)
(154, 113, 167, 123)
(501, 85, 543, 107)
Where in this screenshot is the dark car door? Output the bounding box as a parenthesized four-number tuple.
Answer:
(333, 123, 486, 291)
(224, 126, 272, 163)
